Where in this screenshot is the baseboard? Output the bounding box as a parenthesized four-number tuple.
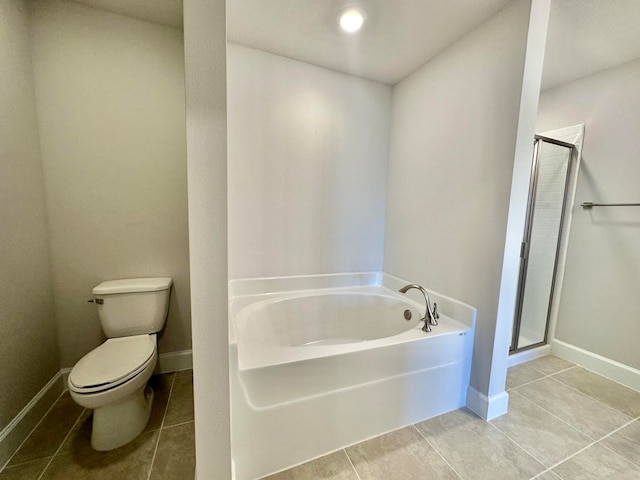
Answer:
(508, 344, 551, 367)
(466, 386, 509, 421)
(0, 372, 64, 469)
(156, 349, 193, 374)
(552, 339, 640, 392)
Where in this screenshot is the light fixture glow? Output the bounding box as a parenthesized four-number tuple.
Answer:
(339, 8, 365, 33)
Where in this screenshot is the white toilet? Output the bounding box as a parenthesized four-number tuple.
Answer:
(68, 277, 173, 451)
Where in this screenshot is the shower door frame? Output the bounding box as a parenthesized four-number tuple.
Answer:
(510, 135, 575, 353)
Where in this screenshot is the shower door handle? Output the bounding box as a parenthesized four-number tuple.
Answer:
(520, 241, 527, 259)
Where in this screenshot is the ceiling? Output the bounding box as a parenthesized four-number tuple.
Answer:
(70, 0, 183, 29)
(226, 0, 511, 85)
(541, 0, 640, 90)
(70, 0, 640, 89)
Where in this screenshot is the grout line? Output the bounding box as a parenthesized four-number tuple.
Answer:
(411, 424, 463, 479)
(509, 364, 577, 391)
(146, 373, 177, 480)
(530, 467, 562, 479)
(504, 390, 598, 442)
(483, 416, 550, 473)
(541, 376, 636, 419)
(341, 448, 363, 480)
(36, 407, 86, 480)
(547, 372, 640, 412)
(1, 388, 67, 473)
(160, 420, 194, 430)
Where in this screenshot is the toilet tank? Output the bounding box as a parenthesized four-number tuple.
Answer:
(92, 277, 173, 338)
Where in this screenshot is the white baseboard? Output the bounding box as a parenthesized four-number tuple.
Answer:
(508, 344, 551, 367)
(466, 386, 509, 421)
(156, 349, 193, 374)
(552, 339, 640, 392)
(0, 372, 64, 468)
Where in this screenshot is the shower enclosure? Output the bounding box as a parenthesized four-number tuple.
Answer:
(510, 135, 574, 352)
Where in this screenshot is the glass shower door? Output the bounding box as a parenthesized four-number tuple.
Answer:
(511, 136, 573, 352)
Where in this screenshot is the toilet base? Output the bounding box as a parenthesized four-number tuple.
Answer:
(91, 385, 154, 451)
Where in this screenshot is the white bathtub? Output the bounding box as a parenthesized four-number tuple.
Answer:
(230, 273, 476, 480)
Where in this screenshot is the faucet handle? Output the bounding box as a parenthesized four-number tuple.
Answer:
(432, 302, 440, 320)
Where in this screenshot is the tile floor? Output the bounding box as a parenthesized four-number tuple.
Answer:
(0, 370, 195, 480)
(3, 357, 640, 480)
(263, 356, 640, 480)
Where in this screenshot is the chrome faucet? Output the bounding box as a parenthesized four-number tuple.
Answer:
(399, 284, 438, 332)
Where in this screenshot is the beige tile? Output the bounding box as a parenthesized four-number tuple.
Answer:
(507, 363, 545, 390)
(174, 369, 193, 378)
(163, 375, 194, 427)
(552, 367, 640, 417)
(517, 377, 632, 439)
(490, 391, 591, 467)
(145, 373, 176, 432)
(527, 356, 574, 376)
(416, 408, 544, 480)
(346, 426, 459, 479)
(601, 419, 640, 466)
(0, 458, 50, 480)
(40, 430, 159, 480)
(553, 442, 640, 479)
(262, 450, 356, 480)
(9, 396, 83, 465)
(149, 422, 195, 480)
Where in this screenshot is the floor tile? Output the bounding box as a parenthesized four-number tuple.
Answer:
(490, 391, 591, 467)
(9, 395, 83, 466)
(552, 367, 640, 417)
(553, 442, 640, 479)
(517, 377, 632, 439)
(175, 369, 193, 377)
(601, 419, 640, 467)
(40, 430, 159, 480)
(262, 450, 356, 480)
(145, 373, 175, 432)
(416, 408, 544, 480)
(0, 458, 50, 480)
(345, 426, 459, 479)
(149, 422, 195, 480)
(507, 363, 545, 390)
(163, 375, 194, 427)
(527, 356, 574, 376)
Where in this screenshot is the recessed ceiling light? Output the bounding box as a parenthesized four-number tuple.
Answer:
(339, 8, 366, 33)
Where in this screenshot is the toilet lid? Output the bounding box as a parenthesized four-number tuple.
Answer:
(69, 335, 155, 392)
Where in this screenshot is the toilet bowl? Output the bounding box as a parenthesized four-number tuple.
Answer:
(68, 334, 158, 450)
(68, 277, 172, 451)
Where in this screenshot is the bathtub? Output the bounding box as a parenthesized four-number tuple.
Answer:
(230, 273, 476, 480)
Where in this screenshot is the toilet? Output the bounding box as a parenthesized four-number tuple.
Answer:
(68, 277, 173, 451)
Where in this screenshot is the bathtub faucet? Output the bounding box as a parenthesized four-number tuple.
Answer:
(398, 284, 438, 332)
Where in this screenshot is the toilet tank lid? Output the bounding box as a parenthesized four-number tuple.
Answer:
(92, 277, 173, 295)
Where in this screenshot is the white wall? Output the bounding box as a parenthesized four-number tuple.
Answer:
(384, 0, 536, 410)
(227, 44, 392, 279)
(28, 0, 190, 367)
(0, 0, 60, 435)
(538, 57, 640, 370)
(184, 0, 231, 477)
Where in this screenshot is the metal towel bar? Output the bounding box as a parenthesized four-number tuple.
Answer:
(581, 202, 640, 209)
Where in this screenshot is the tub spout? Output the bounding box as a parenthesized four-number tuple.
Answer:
(398, 284, 438, 332)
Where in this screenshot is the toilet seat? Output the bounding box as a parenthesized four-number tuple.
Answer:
(69, 335, 156, 394)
